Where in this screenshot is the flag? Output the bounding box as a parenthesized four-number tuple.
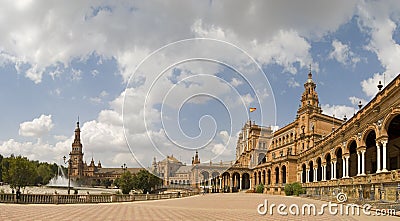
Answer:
(249, 107, 257, 112)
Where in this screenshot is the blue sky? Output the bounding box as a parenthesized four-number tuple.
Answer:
(1, 0, 400, 168)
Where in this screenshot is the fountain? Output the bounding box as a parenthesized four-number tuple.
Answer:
(47, 165, 73, 187)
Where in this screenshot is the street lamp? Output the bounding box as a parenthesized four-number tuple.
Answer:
(121, 163, 127, 172)
(63, 156, 72, 195)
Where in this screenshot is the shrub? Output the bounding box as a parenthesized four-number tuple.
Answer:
(284, 182, 305, 196)
(284, 183, 293, 196)
(255, 184, 264, 193)
(292, 182, 305, 196)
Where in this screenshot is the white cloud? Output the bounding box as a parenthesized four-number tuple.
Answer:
(349, 96, 367, 107)
(89, 97, 102, 104)
(287, 77, 300, 88)
(230, 78, 243, 87)
(91, 69, 99, 77)
(0, 1, 358, 83)
(321, 104, 354, 121)
(89, 90, 109, 104)
(0, 138, 70, 164)
(71, 69, 82, 81)
(356, 1, 400, 97)
(329, 39, 360, 67)
(19, 114, 54, 137)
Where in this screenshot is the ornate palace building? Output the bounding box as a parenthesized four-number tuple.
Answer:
(68, 121, 140, 184)
(165, 70, 400, 200)
(248, 70, 400, 201)
(68, 70, 400, 200)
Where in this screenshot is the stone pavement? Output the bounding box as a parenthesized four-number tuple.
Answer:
(0, 193, 398, 221)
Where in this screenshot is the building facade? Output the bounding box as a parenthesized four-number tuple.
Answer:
(69, 71, 400, 199)
(68, 121, 140, 184)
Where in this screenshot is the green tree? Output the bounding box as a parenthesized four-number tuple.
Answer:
(0, 154, 3, 182)
(119, 171, 135, 194)
(36, 163, 55, 185)
(101, 178, 112, 188)
(2, 156, 37, 189)
(113, 177, 120, 188)
(132, 170, 162, 194)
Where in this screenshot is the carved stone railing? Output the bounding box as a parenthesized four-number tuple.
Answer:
(0, 192, 198, 204)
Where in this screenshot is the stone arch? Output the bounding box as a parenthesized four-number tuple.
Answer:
(386, 113, 400, 171)
(231, 172, 240, 192)
(211, 171, 220, 179)
(241, 173, 251, 189)
(316, 157, 322, 181)
(360, 125, 379, 147)
(308, 160, 314, 182)
(200, 171, 210, 188)
(221, 172, 230, 192)
(335, 147, 343, 179)
(365, 130, 378, 174)
(274, 166, 280, 184)
(346, 137, 358, 150)
(334, 145, 343, 156)
(262, 170, 266, 184)
(382, 108, 400, 137)
(347, 140, 358, 177)
(325, 153, 332, 180)
(281, 165, 287, 184)
(301, 163, 307, 183)
(267, 169, 271, 185)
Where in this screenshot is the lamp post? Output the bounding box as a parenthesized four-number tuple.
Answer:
(121, 163, 127, 172)
(63, 156, 72, 195)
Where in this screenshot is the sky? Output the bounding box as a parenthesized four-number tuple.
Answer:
(1, 0, 400, 168)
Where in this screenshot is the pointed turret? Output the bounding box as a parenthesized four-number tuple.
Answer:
(298, 66, 322, 114)
(152, 157, 157, 174)
(192, 151, 200, 165)
(70, 119, 84, 178)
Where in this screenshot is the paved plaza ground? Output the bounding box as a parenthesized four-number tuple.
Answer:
(0, 193, 398, 221)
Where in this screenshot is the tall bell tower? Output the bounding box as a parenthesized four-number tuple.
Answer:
(69, 120, 84, 179)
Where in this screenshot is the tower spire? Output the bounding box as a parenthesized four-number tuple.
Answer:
(70, 119, 84, 178)
(297, 68, 321, 114)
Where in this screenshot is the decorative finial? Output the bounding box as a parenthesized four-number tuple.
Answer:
(358, 101, 362, 109)
(377, 81, 383, 91)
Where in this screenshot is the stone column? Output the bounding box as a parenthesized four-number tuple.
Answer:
(342, 157, 346, 178)
(219, 177, 222, 190)
(306, 169, 309, 183)
(376, 142, 381, 173)
(261, 172, 264, 184)
(345, 155, 350, 178)
(249, 177, 252, 190)
(382, 140, 388, 172)
(322, 164, 326, 181)
(331, 162, 334, 179)
(361, 150, 366, 175)
(357, 151, 361, 176)
(314, 168, 317, 182)
(231, 176, 234, 192)
(239, 175, 242, 190)
(332, 161, 337, 179)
